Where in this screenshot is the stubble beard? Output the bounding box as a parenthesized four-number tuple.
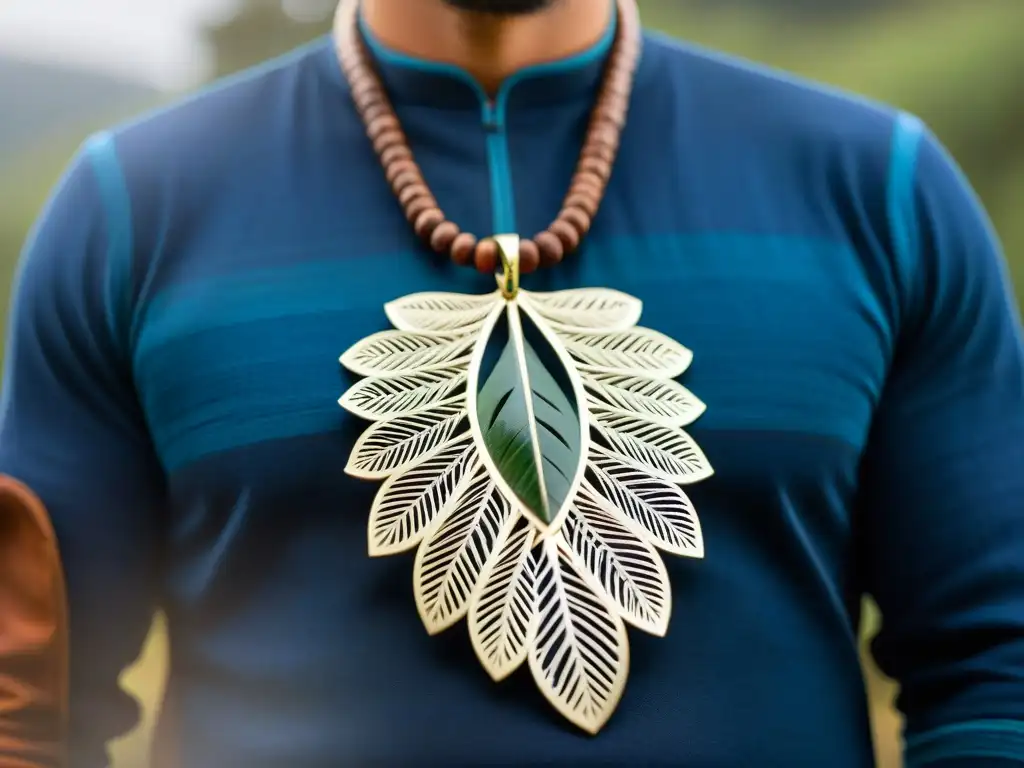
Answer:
(440, 0, 557, 15)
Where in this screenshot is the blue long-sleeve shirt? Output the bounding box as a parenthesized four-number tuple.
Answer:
(2, 19, 1023, 768)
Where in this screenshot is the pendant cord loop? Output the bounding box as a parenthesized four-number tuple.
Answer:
(493, 235, 521, 300)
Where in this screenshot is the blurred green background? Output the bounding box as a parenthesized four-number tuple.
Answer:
(2, 1, 1022, 765)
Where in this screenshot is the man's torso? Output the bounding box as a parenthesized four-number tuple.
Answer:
(106, 31, 903, 766)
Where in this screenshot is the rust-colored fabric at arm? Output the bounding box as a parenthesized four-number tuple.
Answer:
(0, 476, 67, 768)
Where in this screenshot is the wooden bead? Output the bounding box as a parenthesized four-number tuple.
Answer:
(350, 76, 376, 99)
(405, 196, 436, 224)
(385, 159, 418, 185)
(367, 115, 400, 141)
(590, 123, 620, 150)
(617, 29, 640, 56)
(598, 87, 626, 109)
(548, 220, 580, 252)
(355, 91, 385, 112)
(579, 156, 611, 181)
(352, 84, 381, 107)
(380, 145, 412, 166)
(519, 239, 540, 273)
(450, 232, 478, 265)
(363, 103, 390, 124)
(584, 141, 616, 164)
(565, 192, 598, 217)
(341, 57, 361, 77)
(598, 103, 626, 124)
(559, 207, 591, 237)
(572, 172, 603, 197)
(604, 71, 631, 98)
(598, 103, 628, 126)
(414, 208, 444, 239)
(473, 239, 499, 273)
(597, 103, 628, 129)
(372, 129, 404, 154)
(429, 221, 460, 253)
(601, 76, 626, 98)
(534, 231, 565, 266)
(621, 27, 642, 52)
(398, 183, 429, 207)
(348, 68, 376, 87)
(390, 170, 419, 195)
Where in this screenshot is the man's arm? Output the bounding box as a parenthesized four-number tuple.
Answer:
(859, 115, 1024, 767)
(0, 136, 165, 767)
(0, 475, 68, 768)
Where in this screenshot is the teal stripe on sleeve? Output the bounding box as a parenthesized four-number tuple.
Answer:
(84, 131, 133, 357)
(905, 719, 1024, 766)
(886, 111, 925, 322)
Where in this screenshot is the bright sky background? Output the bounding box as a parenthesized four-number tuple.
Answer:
(0, 0, 243, 91)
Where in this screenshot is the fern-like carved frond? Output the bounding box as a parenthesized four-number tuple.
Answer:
(563, 484, 672, 636)
(522, 288, 641, 332)
(346, 398, 466, 478)
(384, 292, 497, 335)
(560, 328, 693, 379)
(529, 537, 629, 735)
(365, 436, 477, 556)
(588, 445, 703, 558)
(341, 330, 473, 376)
(414, 467, 515, 635)
(468, 521, 536, 682)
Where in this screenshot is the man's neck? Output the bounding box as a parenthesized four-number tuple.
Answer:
(359, 0, 614, 95)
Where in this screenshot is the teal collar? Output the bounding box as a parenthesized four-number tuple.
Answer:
(353, 4, 618, 112)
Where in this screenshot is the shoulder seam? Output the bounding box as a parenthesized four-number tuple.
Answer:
(83, 132, 133, 361)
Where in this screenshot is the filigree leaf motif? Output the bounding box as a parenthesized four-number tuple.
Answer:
(468, 521, 536, 682)
(473, 304, 584, 530)
(521, 288, 642, 332)
(366, 436, 476, 556)
(563, 485, 672, 636)
(529, 537, 629, 736)
(588, 445, 704, 558)
(385, 292, 499, 335)
(339, 366, 466, 421)
(345, 399, 466, 479)
(414, 468, 515, 635)
(340, 331, 473, 377)
(584, 372, 706, 427)
(591, 407, 714, 484)
(339, 279, 716, 735)
(561, 328, 693, 379)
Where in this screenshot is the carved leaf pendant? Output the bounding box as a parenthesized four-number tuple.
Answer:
(339, 282, 713, 735)
(470, 301, 586, 531)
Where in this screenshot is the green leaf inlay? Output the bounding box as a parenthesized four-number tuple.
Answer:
(476, 320, 582, 525)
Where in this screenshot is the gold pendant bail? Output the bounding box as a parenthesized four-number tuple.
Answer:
(493, 234, 521, 300)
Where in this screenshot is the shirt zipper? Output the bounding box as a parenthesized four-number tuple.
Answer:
(481, 97, 517, 236)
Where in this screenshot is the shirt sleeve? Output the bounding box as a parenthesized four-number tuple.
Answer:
(858, 115, 1024, 767)
(0, 135, 166, 767)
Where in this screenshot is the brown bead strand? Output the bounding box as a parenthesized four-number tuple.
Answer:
(334, 0, 641, 274)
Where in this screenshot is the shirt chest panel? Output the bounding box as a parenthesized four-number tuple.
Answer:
(134, 233, 888, 504)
